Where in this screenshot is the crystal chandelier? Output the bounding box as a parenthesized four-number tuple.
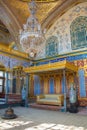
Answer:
(19, 0, 45, 56)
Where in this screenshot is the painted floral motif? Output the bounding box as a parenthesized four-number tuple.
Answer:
(36, 2, 87, 59)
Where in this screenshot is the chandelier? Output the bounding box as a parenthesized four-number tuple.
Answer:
(19, 0, 45, 57)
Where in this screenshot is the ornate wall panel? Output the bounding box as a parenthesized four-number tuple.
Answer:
(35, 2, 87, 59)
(70, 16, 87, 50)
(34, 75, 41, 95)
(54, 76, 61, 94)
(46, 36, 58, 57)
(46, 2, 87, 55)
(49, 77, 54, 94)
(78, 69, 86, 97)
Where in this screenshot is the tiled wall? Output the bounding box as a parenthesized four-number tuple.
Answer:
(0, 54, 30, 68)
(36, 2, 87, 59)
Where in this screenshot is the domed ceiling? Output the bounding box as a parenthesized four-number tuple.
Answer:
(0, 0, 86, 51)
(6, 0, 59, 24)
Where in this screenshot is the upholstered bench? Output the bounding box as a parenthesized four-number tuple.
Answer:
(7, 94, 22, 104)
(36, 94, 64, 106)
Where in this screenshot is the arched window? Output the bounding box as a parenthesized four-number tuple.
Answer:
(70, 16, 87, 50)
(46, 36, 58, 57)
(0, 71, 5, 94)
(0, 64, 5, 98)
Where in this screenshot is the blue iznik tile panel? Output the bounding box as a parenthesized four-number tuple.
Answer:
(70, 16, 87, 50)
(46, 2, 87, 55)
(36, 53, 87, 66)
(0, 55, 30, 68)
(45, 36, 58, 57)
(78, 69, 86, 97)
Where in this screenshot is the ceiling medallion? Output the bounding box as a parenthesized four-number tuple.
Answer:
(21, 0, 57, 3)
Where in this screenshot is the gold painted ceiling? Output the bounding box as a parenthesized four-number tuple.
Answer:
(0, 0, 62, 49)
(0, 0, 86, 51)
(6, 0, 59, 24)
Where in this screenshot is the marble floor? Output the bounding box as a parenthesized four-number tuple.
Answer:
(0, 107, 87, 130)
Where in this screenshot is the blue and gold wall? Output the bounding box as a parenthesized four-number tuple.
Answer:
(29, 2, 87, 102)
(35, 2, 87, 59)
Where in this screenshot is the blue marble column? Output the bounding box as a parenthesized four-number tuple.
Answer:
(25, 73, 29, 107)
(5, 72, 9, 104)
(63, 69, 67, 112)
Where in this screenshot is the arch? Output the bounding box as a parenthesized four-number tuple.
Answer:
(70, 16, 87, 50)
(0, 1, 22, 51)
(46, 36, 58, 57)
(42, 0, 86, 29)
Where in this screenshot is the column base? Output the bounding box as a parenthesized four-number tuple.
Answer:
(68, 103, 78, 113)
